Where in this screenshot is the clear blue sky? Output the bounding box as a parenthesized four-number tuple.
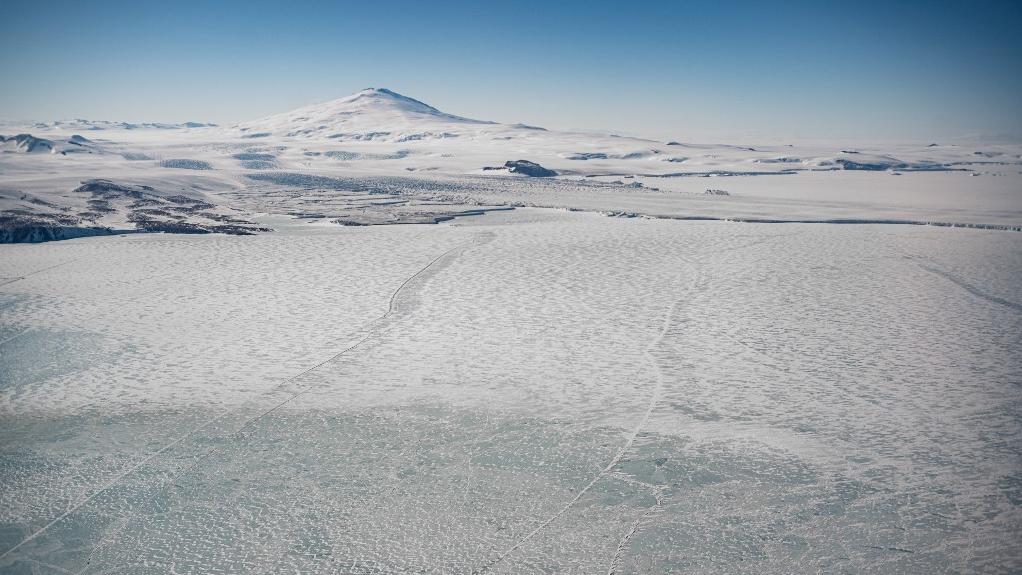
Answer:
(2, 0, 1020, 142)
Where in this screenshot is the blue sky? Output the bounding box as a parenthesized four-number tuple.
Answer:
(1, 0, 1020, 142)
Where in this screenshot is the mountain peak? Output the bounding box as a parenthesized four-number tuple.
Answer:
(237, 87, 496, 139)
(338, 88, 445, 116)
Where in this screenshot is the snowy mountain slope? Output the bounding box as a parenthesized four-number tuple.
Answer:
(0, 178, 268, 242)
(8, 88, 1019, 179)
(235, 88, 497, 142)
(21, 119, 218, 131)
(0, 133, 112, 156)
(223, 89, 1022, 186)
(1, 87, 1021, 241)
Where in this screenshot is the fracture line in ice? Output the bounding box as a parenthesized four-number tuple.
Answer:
(476, 232, 801, 572)
(105, 239, 476, 515)
(0, 239, 478, 563)
(0, 328, 30, 349)
(603, 471, 667, 575)
(916, 262, 1022, 313)
(0, 260, 76, 288)
(475, 258, 701, 574)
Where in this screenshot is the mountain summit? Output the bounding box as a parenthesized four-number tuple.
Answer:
(236, 88, 494, 141)
(339, 88, 453, 117)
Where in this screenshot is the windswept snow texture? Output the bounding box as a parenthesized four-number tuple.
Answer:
(0, 88, 1021, 573)
(0, 210, 1020, 574)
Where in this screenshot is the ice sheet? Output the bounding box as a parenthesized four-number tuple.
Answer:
(1, 209, 1019, 573)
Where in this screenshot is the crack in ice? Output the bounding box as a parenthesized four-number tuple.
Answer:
(0, 260, 76, 288)
(916, 262, 1022, 313)
(0, 239, 479, 564)
(475, 259, 700, 574)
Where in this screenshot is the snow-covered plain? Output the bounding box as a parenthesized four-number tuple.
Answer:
(1, 89, 1021, 573)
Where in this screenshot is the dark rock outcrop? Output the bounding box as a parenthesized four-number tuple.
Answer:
(0, 179, 270, 243)
(484, 160, 557, 177)
(566, 152, 608, 161)
(0, 211, 118, 243)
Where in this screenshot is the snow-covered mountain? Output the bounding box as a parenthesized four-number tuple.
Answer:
(0, 133, 104, 155)
(228, 88, 1011, 177)
(27, 119, 218, 131)
(235, 87, 499, 142)
(228, 88, 726, 174)
(2, 87, 1021, 242)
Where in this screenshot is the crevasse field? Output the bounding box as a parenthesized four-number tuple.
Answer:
(1, 89, 1021, 574)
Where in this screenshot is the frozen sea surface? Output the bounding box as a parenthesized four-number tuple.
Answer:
(1, 209, 1020, 573)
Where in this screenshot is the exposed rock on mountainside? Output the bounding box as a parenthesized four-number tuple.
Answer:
(2, 87, 1020, 243)
(1, 134, 55, 153)
(74, 180, 268, 236)
(484, 160, 557, 177)
(0, 180, 269, 243)
(1, 133, 105, 155)
(0, 211, 117, 243)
